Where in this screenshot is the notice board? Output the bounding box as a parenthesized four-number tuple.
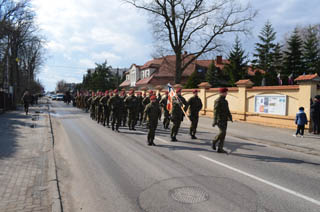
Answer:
(254, 95, 287, 115)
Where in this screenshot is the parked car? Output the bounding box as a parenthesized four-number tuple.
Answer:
(56, 94, 64, 101)
(51, 95, 57, 100)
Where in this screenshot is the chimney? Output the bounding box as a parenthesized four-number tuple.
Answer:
(216, 56, 223, 65)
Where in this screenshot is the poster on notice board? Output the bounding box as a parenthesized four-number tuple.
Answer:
(254, 95, 287, 115)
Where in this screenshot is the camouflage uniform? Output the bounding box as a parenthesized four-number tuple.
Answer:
(100, 94, 110, 127)
(144, 98, 161, 145)
(159, 95, 170, 129)
(170, 94, 187, 141)
(212, 94, 232, 152)
(124, 93, 138, 130)
(186, 94, 203, 139)
(108, 93, 122, 132)
(136, 94, 144, 125)
(120, 93, 128, 127)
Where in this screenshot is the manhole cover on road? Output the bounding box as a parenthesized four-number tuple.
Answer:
(169, 186, 209, 204)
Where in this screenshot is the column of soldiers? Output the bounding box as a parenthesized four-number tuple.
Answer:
(72, 87, 232, 153)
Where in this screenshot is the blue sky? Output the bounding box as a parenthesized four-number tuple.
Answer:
(31, 0, 320, 91)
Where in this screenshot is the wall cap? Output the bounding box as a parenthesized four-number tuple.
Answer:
(295, 73, 320, 82)
(235, 79, 254, 87)
(198, 82, 211, 88)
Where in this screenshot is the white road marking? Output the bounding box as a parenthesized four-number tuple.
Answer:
(199, 155, 320, 206)
(155, 137, 169, 143)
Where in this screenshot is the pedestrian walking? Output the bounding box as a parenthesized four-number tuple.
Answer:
(186, 89, 203, 139)
(21, 90, 32, 115)
(212, 87, 233, 153)
(310, 96, 320, 134)
(294, 107, 308, 137)
(144, 95, 161, 146)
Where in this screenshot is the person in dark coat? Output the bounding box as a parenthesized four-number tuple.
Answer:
(186, 89, 203, 139)
(310, 96, 320, 134)
(294, 107, 308, 137)
(212, 88, 233, 153)
(21, 90, 32, 115)
(144, 95, 161, 146)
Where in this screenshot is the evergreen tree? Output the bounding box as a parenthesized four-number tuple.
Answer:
(224, 37, 248, 86)
(253, 21, 278, 85)
(205, 60, 229, 87)
(184, 71, 202, 88)
(283, 28, 304, 78)
(82, 61, 116, 91)
(303, 26, 320, 75)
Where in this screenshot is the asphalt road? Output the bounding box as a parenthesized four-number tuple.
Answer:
(50, 100, 320, 212)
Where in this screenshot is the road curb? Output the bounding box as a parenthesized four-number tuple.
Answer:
(47, 104, 63, 212)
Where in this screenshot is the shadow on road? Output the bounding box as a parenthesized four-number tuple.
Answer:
(231, 152, 320, 166)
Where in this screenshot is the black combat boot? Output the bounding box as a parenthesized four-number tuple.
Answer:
(191, 135, 197, 139)
(212, 141, 216, 150)
(217, 149, 228, 154)
(112, 125, 114, 131)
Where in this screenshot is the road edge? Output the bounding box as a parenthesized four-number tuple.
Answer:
(47, 103, 63, 212)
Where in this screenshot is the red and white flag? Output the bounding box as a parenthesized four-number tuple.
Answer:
(166, 83, 175, 113)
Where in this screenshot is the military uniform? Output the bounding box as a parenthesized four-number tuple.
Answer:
(212, 88, 232, 153)
(170, 90, 187, 141)
(186, 91, 203, 139)
(144, 96, 161, 145)
(100, 93, 110, 127)
(108, 91, 122, 132)
(136, 94, 144, 125)
(124, 92, 138, 130)
(159, 94, 170, 129)
(120, 92, 128, 127)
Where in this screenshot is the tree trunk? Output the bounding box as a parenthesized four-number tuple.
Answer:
(175, 53, 182, 84)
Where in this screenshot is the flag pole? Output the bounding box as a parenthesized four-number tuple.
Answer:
(168, 84, 191, 122)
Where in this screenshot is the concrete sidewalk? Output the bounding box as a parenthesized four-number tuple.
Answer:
(193, 116, 320, 156)
(0, 103, 55, 212)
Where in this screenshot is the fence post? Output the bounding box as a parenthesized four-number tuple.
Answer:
(198, 82, 211, 115)
(235, 79, 254, 121)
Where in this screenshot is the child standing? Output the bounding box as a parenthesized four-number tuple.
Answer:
(294, 107, 308, 137)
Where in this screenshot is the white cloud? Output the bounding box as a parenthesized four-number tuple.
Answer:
(79, 59, 95, 68)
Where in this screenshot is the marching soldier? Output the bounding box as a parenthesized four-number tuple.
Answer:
(159, 91, 170, 129)
(120, 90, 128, 127)
(89, 92, 96, 120)
(186, 89, 203, 139)
(136, 92, 144, 126)
(124, 90, 138, 130)
(144, 95, 161, 146)
(84, 92, 91, 112)
(95, 92, 103, 124)
(108, 89, 122, 132)
(212, 88, 233, 153)
(100, 90, 111, 127)
(142, 90, 153, 124)
(170, 88, 187, 141)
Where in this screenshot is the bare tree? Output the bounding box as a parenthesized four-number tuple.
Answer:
(56, 80, 69, 93)
(124, 0, 256, 83)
